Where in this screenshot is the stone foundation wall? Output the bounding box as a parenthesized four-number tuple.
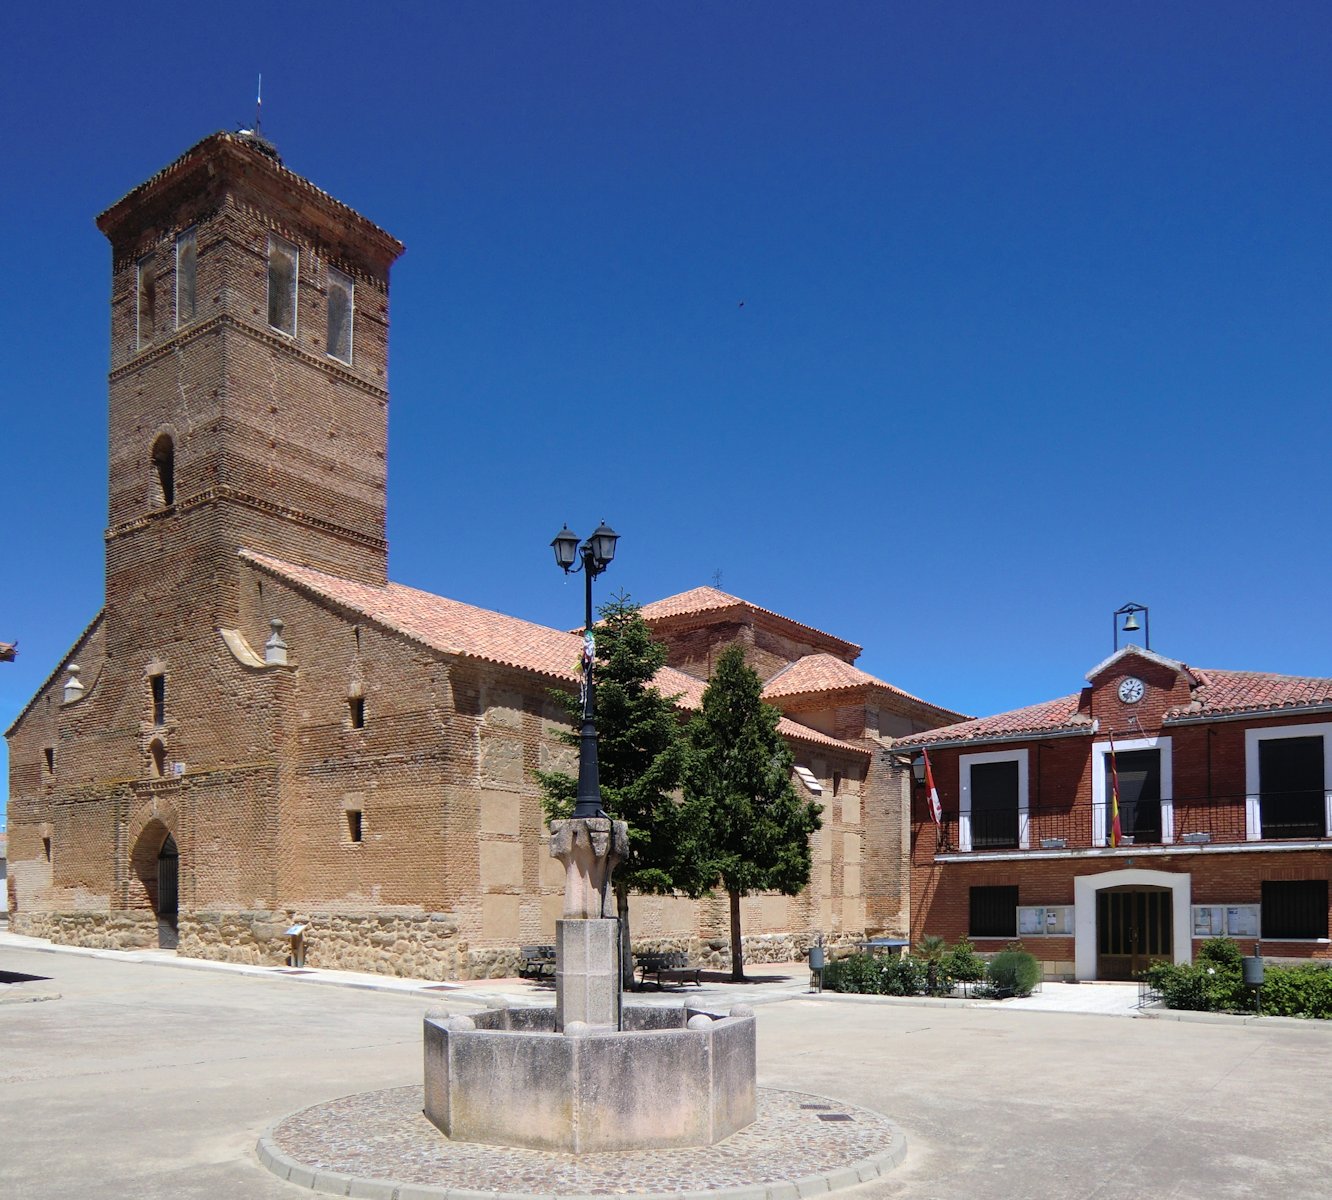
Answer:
(11, 910, 158, 950)
(632, 930, 863, 969)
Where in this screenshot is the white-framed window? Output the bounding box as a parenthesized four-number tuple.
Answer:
(1244, 722, 1332, 841)
(958, 748, 1029, 852)
(326, 266, 354, 363)
(175, 227, 197, 328)
(136, 252, 156, 349)
(1091, 735, 1173, 847)
(267, 234, 299, 336)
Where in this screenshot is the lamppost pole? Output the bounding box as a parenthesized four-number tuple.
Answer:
(550, 522, 619, 821)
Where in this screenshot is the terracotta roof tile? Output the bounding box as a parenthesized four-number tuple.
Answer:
(894, 693, 1093, 748)
(1169, 668, 1332, 719)
(242, 552, 862, 755)
(763, 654, 967, 721)
(640, 587, 861, 656)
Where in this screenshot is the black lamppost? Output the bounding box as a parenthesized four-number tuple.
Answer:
(550, 521, 620, 820)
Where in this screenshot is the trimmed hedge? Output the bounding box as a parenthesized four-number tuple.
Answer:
(1143, 938, 1332, 1019)
(820, 939, 1037, 998)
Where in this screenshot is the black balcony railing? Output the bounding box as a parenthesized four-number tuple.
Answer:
(925, 788, 1329, 854)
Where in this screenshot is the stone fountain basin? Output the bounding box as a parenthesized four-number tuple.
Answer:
(424, 1004, 757, 1154)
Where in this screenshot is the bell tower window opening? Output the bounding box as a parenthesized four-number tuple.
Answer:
(136, 252, 156, 349)
(175, 227, 197, 327)
(349, 696, 365, 729)
(267, 234, 298, 336)
(326, 267, 353, 363)
(150, 673, 166, 726)
(151, 434, 175, 507)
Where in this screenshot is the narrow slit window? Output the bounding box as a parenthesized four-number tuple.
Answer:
(267, 235, 298, 335)
(42, 837, 52, 863)
(349, 696, 365, 728)
(151, 434, 175, 507)
(150, 674, 166, 726)
(346, 810, 364, 843)
(44, 747, 55, 774)
(136, 253, 156, 348)
(175, 227, 197, 327)
(150, 739, 167, 777)
(326, 267, 354, 363)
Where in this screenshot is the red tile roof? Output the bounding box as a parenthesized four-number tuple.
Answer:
(1170, 669, 1332, 719)
(763, 654, 966, 720)
(895, 662, 1332, 749)
(639, 586, 861, 658)
(894, 693, 1093, 748)
(241, 552, 863, 755)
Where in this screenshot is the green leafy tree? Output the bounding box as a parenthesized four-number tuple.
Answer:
(535, 594, 699, 985)
(682, 644, 823, 981)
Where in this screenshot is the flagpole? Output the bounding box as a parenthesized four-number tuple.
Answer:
(1107, 729, 1123, 848)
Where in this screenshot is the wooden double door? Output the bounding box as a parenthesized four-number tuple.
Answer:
(1096, 885, 1171, 980)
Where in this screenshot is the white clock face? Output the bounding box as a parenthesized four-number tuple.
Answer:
(1118, 677, 1145, 704)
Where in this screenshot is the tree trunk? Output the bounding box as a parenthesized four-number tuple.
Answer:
(617, 881, 634, 991)
(729, 888, 745, 981)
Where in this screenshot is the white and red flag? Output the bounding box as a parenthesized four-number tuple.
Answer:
(923, 748, 943, 826)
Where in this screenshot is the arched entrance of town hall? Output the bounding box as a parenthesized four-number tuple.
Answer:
(1073, 868, 1191, 980)
(130, 821, 180, 949)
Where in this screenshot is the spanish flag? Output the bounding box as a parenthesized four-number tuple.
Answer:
(1107, 730, 1123, 847)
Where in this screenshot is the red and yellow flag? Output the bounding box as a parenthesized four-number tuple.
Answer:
(923, 748, 943, 827)
(1107, 730, 1123, 847)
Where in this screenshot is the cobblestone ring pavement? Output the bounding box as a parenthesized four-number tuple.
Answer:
(258, 1085, 906, 1200)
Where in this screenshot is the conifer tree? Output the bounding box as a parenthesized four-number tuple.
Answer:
(535, 594, 698, 985)
(682, 644, 823, 981)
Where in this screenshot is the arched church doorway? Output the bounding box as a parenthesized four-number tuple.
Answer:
(130, 821, 180, 949)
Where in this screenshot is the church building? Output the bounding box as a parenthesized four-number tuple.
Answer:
(4, 132, 961, 978)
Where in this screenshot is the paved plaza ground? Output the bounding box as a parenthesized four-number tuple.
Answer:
(1, 935, 1329, 1199)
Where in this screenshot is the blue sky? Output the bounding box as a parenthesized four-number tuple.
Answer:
(3, 3, 1331, 815)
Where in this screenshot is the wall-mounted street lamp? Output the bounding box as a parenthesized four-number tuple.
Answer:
(550, 522, 620, 820)
(1112, 602, 1150, 653)
(910, 754, 927, 788)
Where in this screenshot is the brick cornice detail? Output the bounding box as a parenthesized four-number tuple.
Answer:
(104, 486, 388, 550)
(108, 313, 389, 401)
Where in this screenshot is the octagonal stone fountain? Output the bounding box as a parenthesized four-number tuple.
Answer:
(423, 816, 757, 1154)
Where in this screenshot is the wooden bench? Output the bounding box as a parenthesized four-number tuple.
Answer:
(518, 944, 556, 980)
(635, 950, 703, 989)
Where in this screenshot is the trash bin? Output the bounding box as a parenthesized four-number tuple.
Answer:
(285, 923, 307, 968)
(808, 944, 825, 994)
(1242, 956, 1264, 987)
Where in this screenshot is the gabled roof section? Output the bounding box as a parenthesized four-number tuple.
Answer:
(763, 653, 967, 724)
(893, 692, 1094, 750)
(639, 586, 861, 660)
(4, 610, 105, 737)
(1085, 643, 1198, 685)
(241, 552, 864, 756)
(1167, 669, 1332, 720)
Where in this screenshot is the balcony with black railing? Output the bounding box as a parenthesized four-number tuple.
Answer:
(927, 788, 1330, 856)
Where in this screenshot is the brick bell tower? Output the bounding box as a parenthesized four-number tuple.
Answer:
(95, 132, 404, 657)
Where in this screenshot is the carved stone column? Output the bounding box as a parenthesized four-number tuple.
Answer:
(549, 817, 628, 1030)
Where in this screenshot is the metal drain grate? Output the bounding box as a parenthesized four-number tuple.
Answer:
(816, 1113, 854, 1122)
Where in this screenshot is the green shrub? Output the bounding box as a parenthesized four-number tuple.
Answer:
(1143, 953, 1247, 1013)
(822, 953, 883, 994)
(987, 949, 1042, 996)
(882, 954, 927, 996)
(942, 938, 987, 983)
(1259, 963, 1332, 1019)
(1197, 937, 1243, 969)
